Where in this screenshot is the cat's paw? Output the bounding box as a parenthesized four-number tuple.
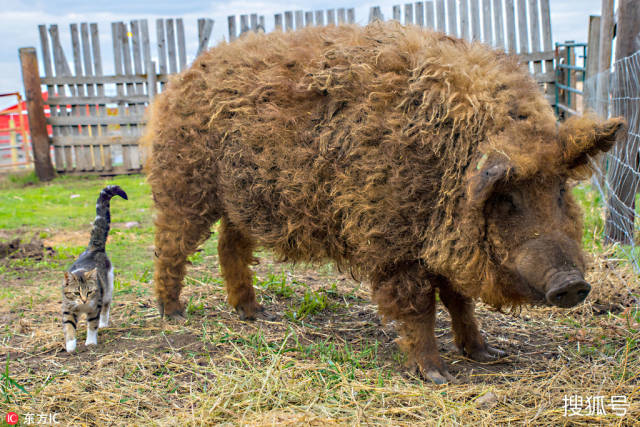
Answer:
(85, 329, 98, 346)
(66, 339, 77, 353)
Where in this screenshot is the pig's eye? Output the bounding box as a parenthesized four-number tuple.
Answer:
(495, 193, 518, 214)
(558, 186, 566, 206)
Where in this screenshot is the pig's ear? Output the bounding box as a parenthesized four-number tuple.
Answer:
(467, 155, 511, 209)
(559, 116, 626, 170)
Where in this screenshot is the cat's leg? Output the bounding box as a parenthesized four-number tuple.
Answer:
(153, 210, 217, 319)
(99, 265, 114, 328)
(86, 309, 100, 347)
(218, 217, 263, 320)
(99, 302, 110, 328)
(62, 311, 77, 352)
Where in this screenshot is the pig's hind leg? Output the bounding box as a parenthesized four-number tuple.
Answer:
(153, 203, 220, 320)
(371, 263, 456, 384)
(437, 280, 507, 362)
(217, 217, 268, 321)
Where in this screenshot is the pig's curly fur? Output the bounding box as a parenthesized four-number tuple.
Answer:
(143, 22, 623, 322)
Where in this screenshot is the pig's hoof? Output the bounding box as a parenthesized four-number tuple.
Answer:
(415, 361, 458, 384)
(236, 302, 274, 321)
(466, 345, 507, 362)
(420, 367, 458, 385)
(158, 300, 186, 322)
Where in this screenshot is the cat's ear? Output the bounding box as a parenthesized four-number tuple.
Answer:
(64, 271, 71, 284)
(84, 268, 98, 281)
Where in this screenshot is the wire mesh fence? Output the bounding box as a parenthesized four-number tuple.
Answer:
(583, 50, 640, 276)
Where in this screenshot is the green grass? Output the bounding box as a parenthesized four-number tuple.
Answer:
(0, 173, 160, 283)
(0, 174, 150, 230)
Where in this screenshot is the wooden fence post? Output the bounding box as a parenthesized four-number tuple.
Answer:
(605, 0, 640, 244)
(19, 47, 55, 181)
(596, 0, 614, 118)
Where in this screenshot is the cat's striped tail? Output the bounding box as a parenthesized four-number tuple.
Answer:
(88, 185, 128, 251)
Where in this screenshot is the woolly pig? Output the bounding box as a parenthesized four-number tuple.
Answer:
(144, 22, 625, 383)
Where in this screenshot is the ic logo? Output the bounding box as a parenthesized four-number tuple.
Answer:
(6, 412, 18, 425)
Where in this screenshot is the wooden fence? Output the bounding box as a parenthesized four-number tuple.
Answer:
(388, 0, 555, 103)
(24, 1, 555, 176)
(35, 18, 214, 175)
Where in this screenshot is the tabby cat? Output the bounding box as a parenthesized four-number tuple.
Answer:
(62, 185, 128, 352)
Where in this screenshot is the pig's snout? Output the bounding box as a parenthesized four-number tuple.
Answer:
(545, 271, 591, 307)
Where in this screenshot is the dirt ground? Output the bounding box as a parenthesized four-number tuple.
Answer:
(0, 228, 639, 426)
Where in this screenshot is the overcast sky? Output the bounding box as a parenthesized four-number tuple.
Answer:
(0, 0, 604, 109)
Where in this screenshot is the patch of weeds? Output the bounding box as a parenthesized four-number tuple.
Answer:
(52, 245, 85, 261)
(114, 278, 147, 297)
(185, 275, 223, 287)
(258, 273, 295, 298)
(134, 267, 152, 284)
(5, 171, 39, 188)
(1, 356, 30, 403)
(187, 250, 204, 265)
(7, 256, 59, 270)
(286, 288, 329, 321)
(186, 296, 206, 316)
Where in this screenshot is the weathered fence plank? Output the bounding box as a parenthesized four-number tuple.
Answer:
(415, 2, 424, 27)
(166, 19, 178, 75)
(284, 11, 293, 31)
(505, 0, 517, 52)
(529, 0, 543, 76)
(471, 0, 481, 41)
(295, 10, 304, 29)
(436, 0, 446, 31)
(197, 18, 214, 55)
(38, 25, 65, 171)
(493, 0, 505, 48)
(347, 8, 356, 23)
(228, 16, 238, 40)
(338, 8, 346, 23)
(404, 4, 413, 24)
(447, 0, 457, 36)
(177, 19, 186, 70)
(460, 0, 470, 41)
(425, 1, 435, 28)
(482, 0, 492, 44)
(517, 0, 529, 54)
(50, 24, 76, 171)
(327, 9, 336, 25)
(91, 22, 111, 171)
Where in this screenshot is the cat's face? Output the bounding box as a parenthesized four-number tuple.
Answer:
(63, 269, 100, 308)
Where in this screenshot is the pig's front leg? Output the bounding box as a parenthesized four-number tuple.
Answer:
(437, 279, 506, 362)
(371, 263, 456, 384)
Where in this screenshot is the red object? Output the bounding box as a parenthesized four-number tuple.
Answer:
(0, 91, 51, 136)
(6, 412, 18, 425)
